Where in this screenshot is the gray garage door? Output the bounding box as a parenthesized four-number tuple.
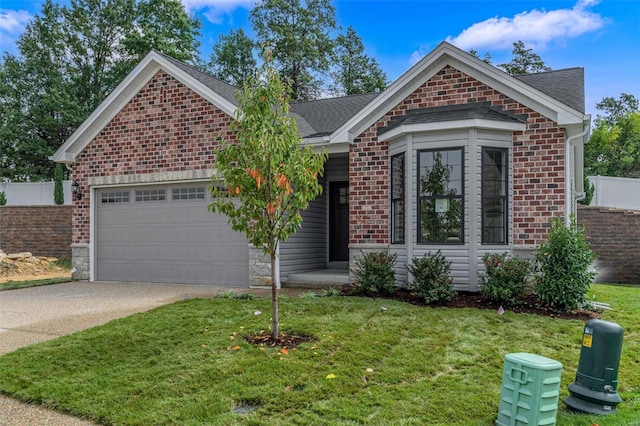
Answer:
(96, 183, 248, 286)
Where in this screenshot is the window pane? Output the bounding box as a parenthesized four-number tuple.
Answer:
(418, 148, 464, 244)
(391, 153, 405, 244)
(481, 148, 508, 244)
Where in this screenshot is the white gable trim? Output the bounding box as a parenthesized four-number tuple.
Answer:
(330, 42, 586, 145)
(51, 51, 237, 163)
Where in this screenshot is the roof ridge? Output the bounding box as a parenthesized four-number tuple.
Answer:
(290, 91, 379, 105)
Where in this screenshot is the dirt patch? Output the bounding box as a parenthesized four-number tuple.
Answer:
(0, 253, 71, 284)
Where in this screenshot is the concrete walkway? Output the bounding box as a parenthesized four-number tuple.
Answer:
(0, 281, 285, 425)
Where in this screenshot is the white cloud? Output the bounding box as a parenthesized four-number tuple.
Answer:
(445, 0, 606, 52)
(0, 9, 31, 34)
(181, 0, 254, 24)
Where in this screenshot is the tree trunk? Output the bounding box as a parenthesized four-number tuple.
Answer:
(271, 251, 279, 340)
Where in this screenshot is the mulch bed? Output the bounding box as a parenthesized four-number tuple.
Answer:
(363, 288, 602, 322)
(245, 331, 316, 349)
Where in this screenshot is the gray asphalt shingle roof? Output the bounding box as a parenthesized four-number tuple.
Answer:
(377, 102, 528, 135)
(159, 53, 584, 139)
(290, 93, 381, 138)
(514, 67, 585, 113)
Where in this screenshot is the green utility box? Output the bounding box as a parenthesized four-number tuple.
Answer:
(496, 353, 563, 426)
(565, 319, 624, 415)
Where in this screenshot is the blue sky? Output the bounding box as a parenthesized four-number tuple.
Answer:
(1, 0, 639, 116)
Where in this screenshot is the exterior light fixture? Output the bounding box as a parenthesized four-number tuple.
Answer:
(72, 180, 82, 201)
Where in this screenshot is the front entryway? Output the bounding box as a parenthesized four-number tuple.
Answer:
(329, 182, 349, 262)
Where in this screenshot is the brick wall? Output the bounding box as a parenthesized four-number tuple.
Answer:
(350, 65, 565, 246)
(578, 205, 640, 284)
(72, 70, 236, 244)
(0, 206, 72, 258)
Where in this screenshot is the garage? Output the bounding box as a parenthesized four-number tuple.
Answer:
(95, 183, 248, 286)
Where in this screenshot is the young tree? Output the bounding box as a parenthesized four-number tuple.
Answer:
(209, 51, 327, 340)
(331, 26, 387, 96)
(585, 93, 640, 177)
(499, 40, 551, 75)
(250, 0, 337, 100)
(208, 29, 257, 87)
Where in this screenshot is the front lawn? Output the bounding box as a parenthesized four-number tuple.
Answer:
(0, 284, 638, 425)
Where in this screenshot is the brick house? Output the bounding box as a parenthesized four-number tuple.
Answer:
(52, 42, 590, 290)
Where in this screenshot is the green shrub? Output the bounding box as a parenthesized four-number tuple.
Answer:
(54, 163, 64, 205)
(407, 251, 455, 305)
(479, 253, 531, 307)
(0, 191, 6, 206)
(535, 216, 596, 311)
(351, 251, 397, 296)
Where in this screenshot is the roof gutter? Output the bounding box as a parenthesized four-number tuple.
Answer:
(565, 116, 591, 225)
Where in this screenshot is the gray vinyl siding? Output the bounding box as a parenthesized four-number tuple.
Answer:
(325, 154, 349, 182)
(280, 155, 349, 277)
(279, 180, 327, 277)
(390, 246, 408, 286)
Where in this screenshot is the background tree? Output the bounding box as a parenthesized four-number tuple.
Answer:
(250, 0, 337, 100)
(468, 48, 492, 64)
(585, 93, 640, 177)
(499, 40, 551, 75)
(330, 26, 387, 96)
(208, 29, 256, 87)
(209, 51, 327, 341)
(0, 0, 201, 182)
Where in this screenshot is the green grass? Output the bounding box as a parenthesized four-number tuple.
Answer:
(0, 284, 638, 425)
(0, 276, 72, 291)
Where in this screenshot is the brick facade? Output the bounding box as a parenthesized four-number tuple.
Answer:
(578, 206, 640, 284)
(350, 65, 565, 247)
(0, 206, 72, 258)
(72, 71, 235, 244)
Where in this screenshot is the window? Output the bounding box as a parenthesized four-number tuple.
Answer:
(135, 189, 166, 202)
(482, 148, 508, 244)
(172, 187, 205, 200)
(418, 148, 464, 244)
(391, 153, 405, 244)
(101, 191, 130, 204)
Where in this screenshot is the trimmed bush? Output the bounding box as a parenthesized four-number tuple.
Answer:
(54, 163, 64, 205)
(351, 251, 397, 296)
(479, 253, 531, 307)
(0, 191, 5, 206)
(535, 216, 596, 311)
(408, 251, 455, 305)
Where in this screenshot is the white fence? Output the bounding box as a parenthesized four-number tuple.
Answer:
(589, 176, 640, 210)
(0, 181, 72, 206)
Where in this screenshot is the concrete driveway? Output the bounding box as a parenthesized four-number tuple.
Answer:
(0, 281, 263, 425)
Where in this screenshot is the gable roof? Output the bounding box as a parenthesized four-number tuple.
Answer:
(331, 42, 589, 145)
(514, 67, 585, 113)
(52, 42, 588, 163)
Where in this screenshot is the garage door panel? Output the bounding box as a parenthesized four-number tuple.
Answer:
(96, 185, 248, 286)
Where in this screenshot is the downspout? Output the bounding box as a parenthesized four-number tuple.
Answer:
(564, 119, 591, 226)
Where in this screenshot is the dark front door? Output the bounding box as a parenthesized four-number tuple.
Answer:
(330, 182, 349, 261)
